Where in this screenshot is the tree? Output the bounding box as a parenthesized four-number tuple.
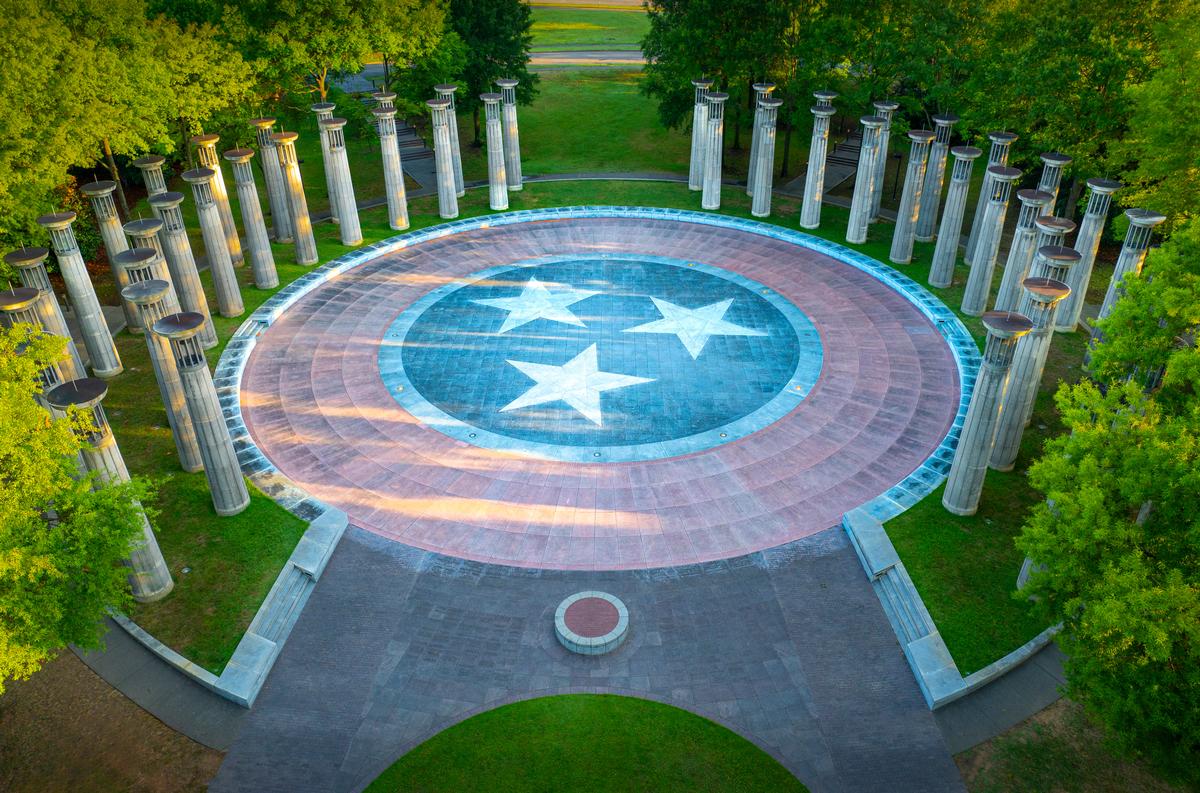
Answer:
(449, 0, 537, 143)
(392, 30, 468, 119)
(372, 0, 447, 94)
(0, 324, 149, 694)
(252, 0, 375, 101)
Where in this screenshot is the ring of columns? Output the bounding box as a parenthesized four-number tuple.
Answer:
(229, 209, 976, 570)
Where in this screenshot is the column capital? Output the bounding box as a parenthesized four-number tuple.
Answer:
(496, 78, 519, 89)
(1087, 177, 1121, 194)
(1034, 215, 1077, 237)
(1126, 207, 1167, 228)
(191, 133, 220, 150)
(1022, 276, 1071, 313)
(1017, 189, 1053, 208)
(872, 99, 899, 118)
(46, 376, 108, 411)
(271, 130, 300, 146)
(310, 102, 336, 115)
(124, 217, 164, 237)
(860, 115, 887, 128)
(981, 310, 1034, 340)
(950, 145, 982, 160)
(223, 147, 255, 165)
(37, 211, 78, 231)
(0, 286, 41, 313)
(181, 167, 216, 185)
(1040, 151, 1072, 167)
(987, 165, 1022, 183)
(122, 278, 172, 308)
(933, 113, 960, 128)
(706, 92, 729, 104)
(987, 131, 1019, 145)
(810, 104, 836, 118)
(249, 117, 276, 130)
(907, 129, 936, 144)
(1037, 244, 1081, 271)
(148, 191, 186, 212)
(480, 92, 501, 105)
(4, 246, 50, 269)
(152, 310, 207, 342)
(813, 89, 838, 103)
(434, 83, 458, 95)
(691, 77, 714, 89)
(373, 106, 399, 119)
(759, 97, 782, 110)
(426, 97, 451, 110)
(81, 180, 118, 198)
(133, 154, 165, 171)
(373, 91, 396, 105)
(319, 117, 348, 131)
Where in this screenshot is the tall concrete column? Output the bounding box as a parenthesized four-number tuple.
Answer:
(1058, 178, 1120, 331)
(153, 312, 249, 516)
(250, 118, 293, 243)
(481, 94, 509, 212)
(1096, 208, 1167, 324)
(915, 113, 959, 242)
(989, 275, 1071, 471)
(992, 189, 1053, 312)
(750, 98, 781, 218)
(133, 155, 168, 198)
(688, 79, 714, 191)
(373, 91, 396, 111)
(435, 84, 466, 197)
(373, 107, 412, 229)
(942, 310, 1033, 515)
(46, 378, 174, 601)
(427, 98, 460, 220)
(928, 146, 982, 288)
(4, 247, 87, 379)
(272, 131, 319, 265)
(497, 78, 523, 191)
(81, 181, 138, 331)
(122, 279, 201, 474)
(191, 134, 243, 266)
(965, 131, 1018, 265)
(746, 82, 776, 197)
(846, 115, 887, 244)
(320, 118, 363, 246)
(0, 288, 78, 391)
(1036, 152, 1072, 214)
(38, 212, 122, 378)
(182, 168, 243, 318)
(800, 104, 837, 229)
(888, 129, 935, 264)
(147, 192, 217, 349)
(701, 92, 729, 211)
(869, 100, 899, 222)
(311, 103, 341, 225)
(223, 149, 278, 289)
(961, 166, 1021, 316)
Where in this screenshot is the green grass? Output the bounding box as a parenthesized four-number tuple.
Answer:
(364, 694, 808, 793)
(530, 6, 648, 51)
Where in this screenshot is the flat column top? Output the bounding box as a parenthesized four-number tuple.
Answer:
(982, 310, 1034, 339)
(691, 77, 714, 88)
(1126, 208, 1167, 226)
(310, 102, 336, 113)
(148, 191, 186, 210)
(426, 97, 451, 110)
(986, 165, 1023, 182)
(181, 167, 216, 184)
(271, 131, 299, 145)
(46, 377, 108, 410)
(1087, 177, 1122, 192)
(495, 78, 519, 88)
(932, 113, 960, 126)
(753, 82, 776, 92)
(907, 129, 936, 143)
(1023, 277, 1071, 303)
(4, 247, 49, 266)
(124, 217, 164, 235)
(191, 133, 220, 147)
(1016, 189, 1054, 206)
(122, 278, 171, 306)
(319, 117, 348, 130)
(860, 115, 887, 127)
(1034, 215, 1077, 235)
(37, 211, 77, 229)
(153, 310, 207, 340)
(373, 91, 397, 101)
(872, 99, 900, 112)
(81, 180, 117, 197)
(133, 154, 165, 168)
(987, 131, 1019, 144)
(434, 83, 458, 93)
(1040, 151, 1072, 166)
(224, 147, 255, 163)
(706, 92, 729, 103)
(950, 145, 983, 159)
(111, 247, 158, 268)
(813, 89, 838, 101)
(479, 92, 501, 103)
(373, 107, 398, 119)
(249, 117, 276, 129)
(759, 97, 782, 110)
(1038, 244, 1082, 264)
(809, 104, 836, 117)
(0, 286, 41, 311)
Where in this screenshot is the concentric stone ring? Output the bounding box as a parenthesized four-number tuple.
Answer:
(555, 591, 629, 655)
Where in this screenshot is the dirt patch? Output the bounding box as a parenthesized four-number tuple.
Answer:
(0, 652, 221, 793)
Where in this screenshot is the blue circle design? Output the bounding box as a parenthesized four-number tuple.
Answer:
(379, 254, 822, 462)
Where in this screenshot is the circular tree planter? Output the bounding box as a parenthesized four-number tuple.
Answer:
(555, 591, 628, 655)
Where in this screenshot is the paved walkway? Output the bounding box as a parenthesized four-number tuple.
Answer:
(531, 49, 646, 68)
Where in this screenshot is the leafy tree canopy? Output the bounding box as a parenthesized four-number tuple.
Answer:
(449, 0, 537, 134)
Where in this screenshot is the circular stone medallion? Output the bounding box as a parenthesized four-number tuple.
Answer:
(555, 591, 629, 655)
(380, 255, 822, 462)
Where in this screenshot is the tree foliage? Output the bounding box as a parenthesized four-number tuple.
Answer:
(449, 0, 537, 140)
(0, 324, 148, 694)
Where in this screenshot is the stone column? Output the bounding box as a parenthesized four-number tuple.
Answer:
(147, 192, 218, 349)
(80, 181, 138, 331)
(961, 165, 1021, 316)
(869, 100, 900, 221)
(45, 378, 174, 601)
(373, 91, 396, 111)
(800, 104, 837, 230)
(435, 84, 466, 197)
(272, 131, 319, 265)
(750, 98, 782, 218)
(481, 94, 509, 212)
(701, 92, 729, 211)
(0, 287, 79, 390)
(182, 168, 243, 317)
(1096, 208, 1167, 324)
(223, 149, 278, 289)
(152, 312, 250, 516)
(688, 79, 713, 192)
(4, 247, 87, 379)
(965, 131, 1019, 265)
(497, 78, 523, 191)
(38, 212, 122, 378)
(992, 189, 1053, 312)
(427, 98, 460, 220)
(133, 155, 168, 198)
(122, 279, 202, 474)
(928, 146, 982, 288)
(250, 118, 293, 243)
(1036, 152, 1072, 214)
(888, 129, 935, 264)
(989, 275, 1072, 471)
(109, 247, 167, 335)
(915, 113, 959, 242)
(942, 310, 1033, 515)
(311, 103, 341, 225)
(846, 115, 887, 244)
(191, 134, 243, 266)
(814, 89, 838, 109)
(319, 118, 363, 246)
(746, 82, 776, 197)
(1058, 178, 1120, 332)
(373, 107, 412, 229)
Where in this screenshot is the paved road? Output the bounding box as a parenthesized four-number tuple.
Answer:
(531, 49, 646, 67)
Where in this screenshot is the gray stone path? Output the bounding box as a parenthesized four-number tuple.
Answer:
(210, 525, 964, 793)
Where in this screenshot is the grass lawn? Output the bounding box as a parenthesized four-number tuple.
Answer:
(364, 694, 808, 793)
(530, 6, 648, 51)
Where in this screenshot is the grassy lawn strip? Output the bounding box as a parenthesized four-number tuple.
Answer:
(530, 6, 648, 51)
(365, 694, 808, 793)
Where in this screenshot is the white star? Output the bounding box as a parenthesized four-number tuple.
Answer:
(501, 344, 654, 426)
(623, 297, 767, 358)
(474, 277, 598, 333)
